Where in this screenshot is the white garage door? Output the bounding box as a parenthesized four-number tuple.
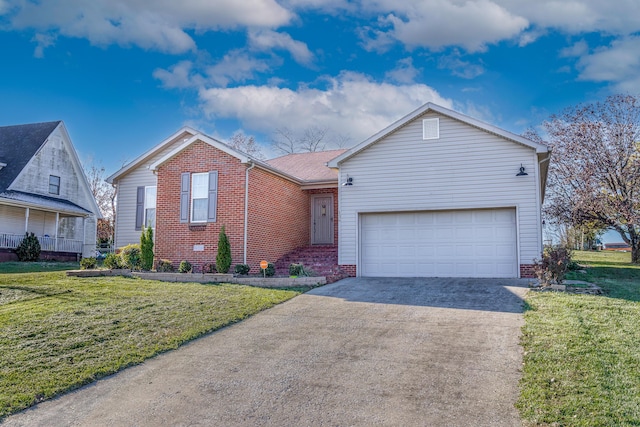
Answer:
(360, 209, 517, 278)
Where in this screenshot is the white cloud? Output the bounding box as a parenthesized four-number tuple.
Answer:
(5, 0, 292, 53)
(385, 57, 421, 84)
(197, 72, 452, 141)
(360, 0, 529, 53)
(576, 36, 640, 91)
(559, 40, 589, 58)
(248, 30, 315, 66)
(153, 61, 201, 89)
(32, 33, 56, 58)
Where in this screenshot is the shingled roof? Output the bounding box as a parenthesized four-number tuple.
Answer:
(0, 121, 61, 191)
(265, 149, 346, 182)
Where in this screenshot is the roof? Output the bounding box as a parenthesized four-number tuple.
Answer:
(0, 190, 93, 216)
(265, 149, 347, 181)
(328, 103, 549, 167)
(0, 121, 61, 191)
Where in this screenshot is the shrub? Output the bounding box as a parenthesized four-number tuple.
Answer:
(15, 232, 41, 262)
(178, 260, 192, 273)
(202, 262, 217, 273)
(289, 263, 312, 277)
(119, 244, 141, 270)
(263, 262, 275, 277)
(156, 259, 175, 272)
(234, 264, 250, 275)
(103, 252, 123, 269)
(140, 227, 154, 271)
(533, 246, 572, 285)
(216, 225, 232, 274)
(80, 257, 97, 270)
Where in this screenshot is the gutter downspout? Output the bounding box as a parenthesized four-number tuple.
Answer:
(243, 161, 255, 264)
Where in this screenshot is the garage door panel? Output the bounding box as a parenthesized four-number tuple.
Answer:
(360, 209, 517, 278)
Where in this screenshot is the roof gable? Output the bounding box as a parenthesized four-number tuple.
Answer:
(328, 103, 549, 167)
(265, 149, 346, 182)
(0, 121, 61, 191)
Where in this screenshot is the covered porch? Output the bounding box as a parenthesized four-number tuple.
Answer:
(0, 192, 94, 260)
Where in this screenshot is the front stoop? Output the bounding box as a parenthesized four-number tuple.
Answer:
(274, 245, 349, 283)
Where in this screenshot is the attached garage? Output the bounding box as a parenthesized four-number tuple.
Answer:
(360, 209, 518, 278)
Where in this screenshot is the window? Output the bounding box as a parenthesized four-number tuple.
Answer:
(191, 173, 208, 222)
(180, 171, 218, 224)
(144, 186, 157, 228)
(422, 118, 440, 140)
(49, 175, 60, 195)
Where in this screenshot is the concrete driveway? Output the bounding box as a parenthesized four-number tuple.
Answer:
(3, 277, 529, 427)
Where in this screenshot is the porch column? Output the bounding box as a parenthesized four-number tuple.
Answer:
(54, 212, 59, 251)
(24, 208, 29, 233)
(83, 216, 86, 256)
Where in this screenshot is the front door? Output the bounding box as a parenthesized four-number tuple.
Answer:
(311, 195, 334, 245)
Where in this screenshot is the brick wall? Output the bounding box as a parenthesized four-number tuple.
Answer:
(155, 141, 247, 271)
(307, 187, 339, 246)
(155, 140, 311, 273)
(520, 264, 535, 278)
(340, 264, 357, 277)
(245, 167, 309, 272)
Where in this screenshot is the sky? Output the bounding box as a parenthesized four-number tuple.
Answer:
(0, 1, 638, 241)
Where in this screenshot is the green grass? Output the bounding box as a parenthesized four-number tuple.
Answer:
(0, 270, 300, 419)
(0, 261, 80, 274)
(517, 250, 640, 426)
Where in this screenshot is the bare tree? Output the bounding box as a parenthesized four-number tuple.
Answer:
(271, 126, 352, 154)
(83, 163, 116, 244)
(539, 94, 640, 262)
(228, 131, 266, 160)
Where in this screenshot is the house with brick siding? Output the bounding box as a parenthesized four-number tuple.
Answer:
(108, 102, 549, 278)
(107, 127, 344, 275)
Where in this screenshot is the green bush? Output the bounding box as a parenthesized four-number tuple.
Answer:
(178, 260, 192, 273)
(289, 263, 312, 277)
(103, 252, 123, 269)
(262, 262, 275, 277)
(234, 264, 250, 275)
(119, 244, 141, 270)
(15, 232, 41, 262)
(216, 225, 232, 274)
(202, 262, 217, 273)
(140, 227, 154, 271)
(80, 257, 97, 270)
(156, 259, 174, 272)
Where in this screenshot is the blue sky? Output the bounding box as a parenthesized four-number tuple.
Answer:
(0, 1, 638, 243)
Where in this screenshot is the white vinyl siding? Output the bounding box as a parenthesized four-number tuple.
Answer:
(338, 112, 541, 275)
(113, 135, 191, 248)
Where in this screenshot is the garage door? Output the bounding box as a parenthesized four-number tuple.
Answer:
(360, 209, 517, 278)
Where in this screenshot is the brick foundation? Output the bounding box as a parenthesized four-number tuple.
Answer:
(340, 264, 357, 277)
(520, 264, 536, 278)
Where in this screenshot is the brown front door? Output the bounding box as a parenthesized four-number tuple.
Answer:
(311, 195, 333, 245)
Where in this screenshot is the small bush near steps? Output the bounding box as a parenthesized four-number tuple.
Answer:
(103, 252, 123, 269)
(156, 259, 174, 272)
(202, 262, 217, 273)
(234, 264, 250, 275)
(289, 263, 313, 277)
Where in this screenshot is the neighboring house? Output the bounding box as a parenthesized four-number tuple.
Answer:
(0, 121, 101, 261)
(604, 243, 631, 251)
(108, 102, 549, 278)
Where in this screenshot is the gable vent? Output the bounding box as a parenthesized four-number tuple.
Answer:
(422, 118, 439, 140)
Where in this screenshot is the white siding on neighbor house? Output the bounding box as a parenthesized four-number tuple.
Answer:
(338, 112, 542, 273)
(0, 205, 26, 234)
(114, 133, 193, 248)
(6, 126, 99, 256)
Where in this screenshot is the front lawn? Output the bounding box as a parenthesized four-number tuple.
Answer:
(517, 250, 640, 426)
(0, 271, 300, 419)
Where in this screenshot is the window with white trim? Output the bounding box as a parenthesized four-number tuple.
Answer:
(49, 175, 60, 195)
(144, 186, 157, 228)
(191, 173, 209, 223)
(422, 118, 440, 140)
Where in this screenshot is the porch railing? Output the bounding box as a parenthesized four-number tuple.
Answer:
(0, 233, 83, 254)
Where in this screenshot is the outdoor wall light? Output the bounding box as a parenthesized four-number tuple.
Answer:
(342, 175, 353, 186)
(516, 164, 528, 176)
